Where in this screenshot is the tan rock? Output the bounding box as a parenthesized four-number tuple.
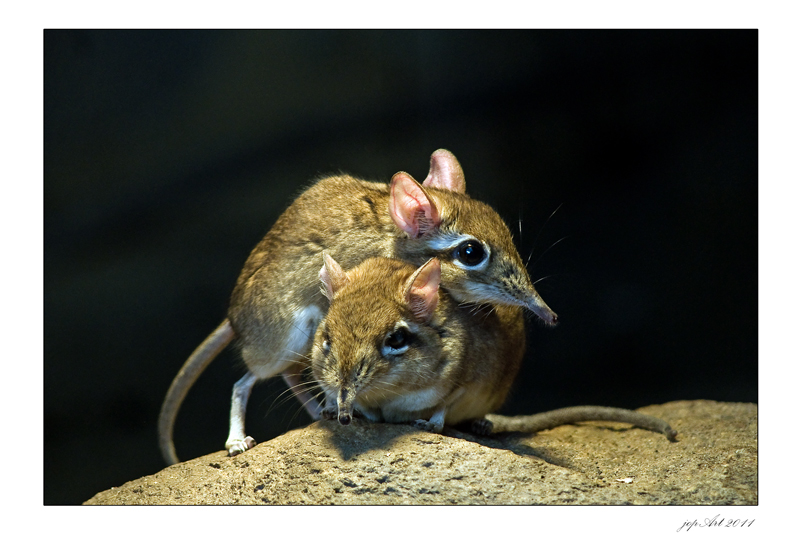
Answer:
(85, 400, 756, 505)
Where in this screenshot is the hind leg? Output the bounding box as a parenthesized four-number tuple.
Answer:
(279, 305, 324, 418)
(225, 372, 258, 456)
(226, 304, 323, 456)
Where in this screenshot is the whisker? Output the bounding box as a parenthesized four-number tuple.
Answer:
(288, 385, 326, 425)
(525, 203, 563, 267)
(528, 235, 568, 273)
(268, 385, 305, 413)
(265, 375, 325, 427)
(532, 274, 556, 285)
(281, 346, 315, 364)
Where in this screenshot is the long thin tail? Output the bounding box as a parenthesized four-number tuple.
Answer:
(158, 319, 236, 465)
(486, 405, 677, 441)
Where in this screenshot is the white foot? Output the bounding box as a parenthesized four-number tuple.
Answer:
(226, 436, 256, 457)
(413, 419, 444, 433)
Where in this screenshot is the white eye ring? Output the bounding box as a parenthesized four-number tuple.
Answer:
(381, 323, 411, 357)
(426, 233, 491, 271)
(382, 343, 409, 357)
(452, 238, 490, 270)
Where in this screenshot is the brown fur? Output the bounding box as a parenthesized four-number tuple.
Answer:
(312, 256, 524, 431)
(159, 149, 555, 463)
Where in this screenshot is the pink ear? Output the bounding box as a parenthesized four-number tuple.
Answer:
(422, 149, 466, 194)
(389, 172, 441, 238)
(319, 252, 348, 301)
(403, 258, 441, 322)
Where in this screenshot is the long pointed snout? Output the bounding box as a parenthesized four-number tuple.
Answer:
(336, 387, 355, 426)
(524, 291, 558, 326)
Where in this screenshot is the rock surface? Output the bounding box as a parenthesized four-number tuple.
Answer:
(85, 400, 756, 505)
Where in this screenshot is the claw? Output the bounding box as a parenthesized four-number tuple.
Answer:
(413, 419, 444, 433)
(321, 406, 338, 420)
(227, 436, 256, 457)
(470, 418, 493, 436)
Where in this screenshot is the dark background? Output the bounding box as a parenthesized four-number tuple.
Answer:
(44, 30, 757, 505)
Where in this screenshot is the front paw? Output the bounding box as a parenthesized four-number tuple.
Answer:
(321, 406, 364, 421)
(227, 436, 256, 457)
(470, 418, 493, 436)
(321, 406, 338, 420)
(413, 419, 444, 433)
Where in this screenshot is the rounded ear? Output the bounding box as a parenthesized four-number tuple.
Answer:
(319, 252, 349, 301)
(389, 172, 441, 238)
(403, 258, 441, 322)
(422, 149, 466, 194)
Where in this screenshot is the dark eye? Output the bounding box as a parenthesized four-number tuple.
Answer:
(382, 327, 411, 356)
(386, 329, 407, 349)
(321, 332, 331, 354)
(455, 239, 487, 266)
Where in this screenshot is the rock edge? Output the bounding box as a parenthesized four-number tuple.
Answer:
(85, 400, 757, 505)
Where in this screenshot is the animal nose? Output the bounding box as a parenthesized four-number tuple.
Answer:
(336, 385, 355, 425)
(525, 291, 558, 326)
